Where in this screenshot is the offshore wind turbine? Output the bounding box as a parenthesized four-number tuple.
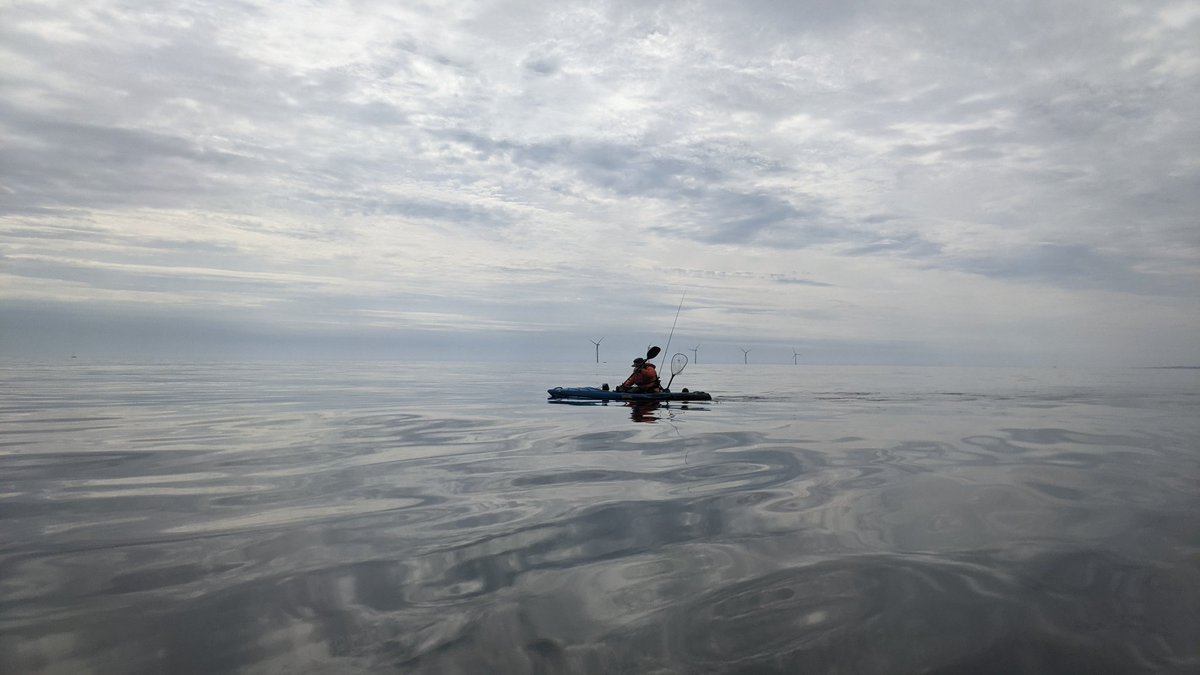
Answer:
(590, 337, 604, 363)
(740, 347, 751, 364)
(793, 348, 800, 365)
(690, 345, 699, 364)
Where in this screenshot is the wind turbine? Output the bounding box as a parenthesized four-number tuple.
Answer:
(740, 347, 751, 364)
(690, 345, 699, 364)
(793, 348, 800, 365)
(590, 337, 604, 363)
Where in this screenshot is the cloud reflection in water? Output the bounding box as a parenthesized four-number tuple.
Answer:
(0, 363, 1197, 674)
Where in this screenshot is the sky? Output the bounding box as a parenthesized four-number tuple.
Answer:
(1, 0, 1198, 365)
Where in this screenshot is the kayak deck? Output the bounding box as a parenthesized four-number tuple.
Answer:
(547, 387, 713, 402)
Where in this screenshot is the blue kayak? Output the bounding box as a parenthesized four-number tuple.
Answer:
(547, 387, 713, 402)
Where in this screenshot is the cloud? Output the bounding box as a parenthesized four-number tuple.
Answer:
(1, 0, 1197, 364)
(944, 243, 1197, 297)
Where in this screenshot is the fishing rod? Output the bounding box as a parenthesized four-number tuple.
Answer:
(661, 290, 686, 368)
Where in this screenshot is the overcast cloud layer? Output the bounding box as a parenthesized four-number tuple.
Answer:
(2, 0, 1198, 365)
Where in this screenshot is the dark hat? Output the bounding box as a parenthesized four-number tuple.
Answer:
(632, 357, 646, 366)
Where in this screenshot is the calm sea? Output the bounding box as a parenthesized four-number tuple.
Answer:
(1, 361, 1198, 674)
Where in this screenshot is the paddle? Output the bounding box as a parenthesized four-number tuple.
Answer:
(664, 352, 687, 391)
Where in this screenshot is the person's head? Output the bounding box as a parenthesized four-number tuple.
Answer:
(632, 357, 645, 367)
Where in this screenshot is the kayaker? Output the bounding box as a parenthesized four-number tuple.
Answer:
(617, 356, 663, 393)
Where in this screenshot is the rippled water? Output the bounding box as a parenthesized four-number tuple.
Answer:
(1, 362, 1198, 674)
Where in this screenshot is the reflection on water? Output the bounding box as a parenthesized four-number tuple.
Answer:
(546, 399, 712, 424)
(0, 363, 1198, 674)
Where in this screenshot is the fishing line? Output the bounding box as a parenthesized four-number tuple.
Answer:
(662, 290, 686, 367)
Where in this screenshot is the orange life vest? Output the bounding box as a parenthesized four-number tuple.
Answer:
(621, 363, 660, 391)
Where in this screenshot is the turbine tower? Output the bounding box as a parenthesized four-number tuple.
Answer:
(690, 345, 699, 364)
(740, 347, 751, 364)
(590, 337, 604, 363)
(793, 348, 800, 365)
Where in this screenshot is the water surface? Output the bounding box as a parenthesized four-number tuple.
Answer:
(1, 362, 1198, 673)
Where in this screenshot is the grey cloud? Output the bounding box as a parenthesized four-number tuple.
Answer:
(441, 130, 729, 198)
(890, 144, 941, 159)
(522, 54, 563, 76)
(352, 197, 515, 229)
(0, 5, 450, 215)
(843, 233, 943, 258)
(439, 129, 852, 248)
(0, 103, 242, 164)
(946, 147, 1004, 161)
(349, 102, 409, 126)
(0, 16, 292, 213)
(653, 268, 834, 288)
(694, 192, 837, 246)
(1, 224, 107, 243)
(442, 125, 990, 260)
(770, 275, 835, 288)
(0, 102, 262, 213)
(3, 258, 290, 296)
(1, 223, 239, 256)
(947, 243, 1194, 296)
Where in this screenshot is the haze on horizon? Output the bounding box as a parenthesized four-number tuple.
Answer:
(2, 1, 1198, 366)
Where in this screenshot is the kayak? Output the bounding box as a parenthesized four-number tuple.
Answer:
(547, 387, 713, 402)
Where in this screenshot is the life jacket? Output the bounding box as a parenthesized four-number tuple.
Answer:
(621, 363, 661, 391)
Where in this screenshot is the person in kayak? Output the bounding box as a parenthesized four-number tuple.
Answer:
(617, 357, 663, 393)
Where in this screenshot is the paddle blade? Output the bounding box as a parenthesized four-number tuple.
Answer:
(646, 346, 661, 360)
